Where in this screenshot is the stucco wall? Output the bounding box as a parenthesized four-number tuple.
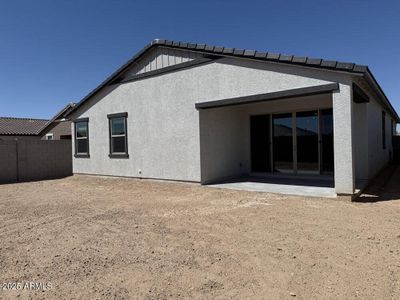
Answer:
(0, 141, 18, 182)
(199, 106, 247, 183)
(71, 57, 345, 182)
(40, 120, 72, 140)
(367, 97, 392, 178)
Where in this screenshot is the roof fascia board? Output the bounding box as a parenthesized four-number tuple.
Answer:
(195, 83, 339, 109)
(213, 54, 365, 78)
(66, 41, 159, 117)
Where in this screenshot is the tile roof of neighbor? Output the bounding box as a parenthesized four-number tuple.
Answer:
(66, 39, 399, 122)
(0, 103, 76, 136)
(0, 117, 49, 135)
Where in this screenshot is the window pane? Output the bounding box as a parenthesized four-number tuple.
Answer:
(76, 122, 88, 138)
(77, 139, 88, 153)
(273, 113, 293, 173)
(112, 136, 126, 153)
(296, 111, 319, 173)
(111, 118, 125, 135)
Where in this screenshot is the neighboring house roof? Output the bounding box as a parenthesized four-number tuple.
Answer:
(66, 39, 400, 122)
(0, 102, 76, 136)
(0, 117, 49, 135)
(38, 102, 76, 135)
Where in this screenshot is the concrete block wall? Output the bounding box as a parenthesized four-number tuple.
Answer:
(0, 140, 72, 183)
(0, 141, 18, 183)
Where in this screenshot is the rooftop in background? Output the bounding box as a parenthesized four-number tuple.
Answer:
(0, 117, 49, 135)
(0, 102, 75, 136)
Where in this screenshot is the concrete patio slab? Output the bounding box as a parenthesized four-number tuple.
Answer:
(207, 176, 337, 198)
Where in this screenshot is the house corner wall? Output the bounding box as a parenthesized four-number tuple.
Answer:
(333, 82, 355, 194)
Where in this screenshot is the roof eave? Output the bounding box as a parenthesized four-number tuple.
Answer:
(65, 39, 398, 122)
(364, 67, 400, 123)
(66, 41, 159, 117)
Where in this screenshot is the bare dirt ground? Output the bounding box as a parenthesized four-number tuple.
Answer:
(1, 167, 400, 300)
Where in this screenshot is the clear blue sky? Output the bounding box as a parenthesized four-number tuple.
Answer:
(0, 0, 399, 124)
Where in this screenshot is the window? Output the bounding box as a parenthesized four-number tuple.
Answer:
(108, 112, 128, 158)
(46, 133, 53, 140)
(74, 118, 89, 157)
(382, 111, 386, 150)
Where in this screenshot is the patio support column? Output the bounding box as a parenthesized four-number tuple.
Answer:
(333, 83, 355, 195)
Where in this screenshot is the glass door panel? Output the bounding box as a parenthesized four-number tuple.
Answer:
(273, 113, 293, 173)
(296, 111, 319, 173)
(250, 115, 271, 172)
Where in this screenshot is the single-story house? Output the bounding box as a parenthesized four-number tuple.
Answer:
(39, 103, 76, 140)
(65, 39, 399, 199)
(0, 103, 75, 141)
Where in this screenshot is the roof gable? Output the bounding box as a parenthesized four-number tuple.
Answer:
(37, 102, 75, 135)
(123, 46, 204, 77)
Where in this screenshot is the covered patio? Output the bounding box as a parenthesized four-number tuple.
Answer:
(197, 83, 356, 198)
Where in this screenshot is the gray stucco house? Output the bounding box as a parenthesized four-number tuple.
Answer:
(66, 39, 399, 199)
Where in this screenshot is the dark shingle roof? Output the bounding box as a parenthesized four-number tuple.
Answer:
(0, 117, 49, 135)
(65, 39, 399, 122)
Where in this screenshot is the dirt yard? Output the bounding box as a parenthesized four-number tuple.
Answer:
(1, 169, 400, 299)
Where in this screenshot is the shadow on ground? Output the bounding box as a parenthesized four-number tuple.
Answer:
(356, 164, 400, 203)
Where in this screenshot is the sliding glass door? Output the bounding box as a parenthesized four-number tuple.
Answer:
(250, 115, 271, 172)
(296, 111, 319, 174)
(251, 109, 334, 176)
(273, 113, 294, 173)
